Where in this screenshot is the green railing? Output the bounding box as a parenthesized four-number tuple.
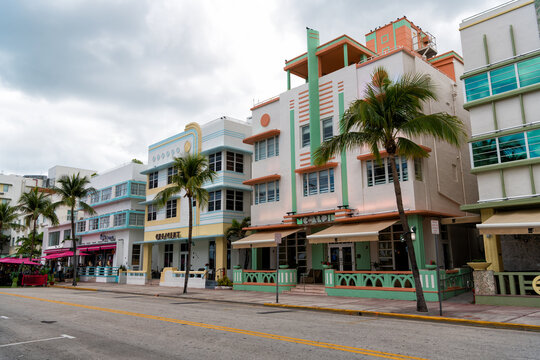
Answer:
(494, 272, 540, 296)
(233, 268, 297, 293)
(325, 268, 472, 301)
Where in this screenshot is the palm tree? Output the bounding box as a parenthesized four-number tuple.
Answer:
(17, 188, 58, 260)
(225, 217, 251, 269)
(16, 232, 43, 258)
(53, 174, 96, 286)
(154, 153, 216, 294)
(314, 67, 465, 312)
(0, 202, 23, 253)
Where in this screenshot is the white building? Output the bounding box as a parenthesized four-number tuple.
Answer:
(139, 118, 251, 282)
(459, 0, 540, 306)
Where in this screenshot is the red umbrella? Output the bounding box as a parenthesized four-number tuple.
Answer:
(0, 258, 41, 265)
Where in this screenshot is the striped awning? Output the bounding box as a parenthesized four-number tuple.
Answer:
(477, 209, 540, 235)
(232, 229, 299, 249)
(307, 220, 397, 244)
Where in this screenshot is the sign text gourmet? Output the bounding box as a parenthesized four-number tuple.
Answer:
(155, 231, 181, 240)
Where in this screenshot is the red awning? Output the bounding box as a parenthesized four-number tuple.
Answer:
(44, 251, 90, 260)
(100, 245, 116, 250)
(44, 248, 70, 254)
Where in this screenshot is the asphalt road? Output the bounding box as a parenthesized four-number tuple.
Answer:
(0, 287, 538, 360)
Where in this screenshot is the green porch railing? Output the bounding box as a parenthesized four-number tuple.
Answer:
(233, 268, 297, 293)
(494, 272, 540, 296)
(324, 268, 472, 301)
(79, 266, 119, 277)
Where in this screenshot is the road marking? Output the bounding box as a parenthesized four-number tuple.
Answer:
(0, 292, 427, 360)
(0, 334, 75, 348)
(0, 316, 9, 319)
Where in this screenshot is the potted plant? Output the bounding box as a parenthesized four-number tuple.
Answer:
(425, 260, 437, 270)
(216, 276, 233, 289)
(322, 261, 332, 269)
(467, 259, 491, 271)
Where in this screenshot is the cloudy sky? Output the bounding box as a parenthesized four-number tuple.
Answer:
(0, 0, 502, 175)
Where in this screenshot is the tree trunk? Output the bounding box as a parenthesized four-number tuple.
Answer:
(183, 195, 193, 294)
(388, 156, 428, 312)
(29, 218, 37, 260)
(71, 204, 78, 286)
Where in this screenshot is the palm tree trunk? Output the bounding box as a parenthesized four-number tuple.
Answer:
(388, 156, 428, 312)
(71, 204, 78, 286)
(30, 218, 37, 260)
(183, 196, 193, 294)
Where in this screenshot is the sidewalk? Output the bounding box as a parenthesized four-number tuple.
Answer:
(53, 282, 540, 330)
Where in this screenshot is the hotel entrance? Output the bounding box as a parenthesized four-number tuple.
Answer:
(328, 243, 355, 271)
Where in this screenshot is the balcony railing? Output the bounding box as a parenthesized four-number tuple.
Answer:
(494, 272, 540, 296)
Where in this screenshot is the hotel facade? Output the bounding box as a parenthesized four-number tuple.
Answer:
(139, 117, 251, 283)
(460, 0, 540, 306)
(233, 18, 481, 300)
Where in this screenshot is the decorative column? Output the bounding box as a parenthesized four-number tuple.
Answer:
(480, 209, 504, 271)
(215, 236, 228, 280)
(142, 242, 153, 280)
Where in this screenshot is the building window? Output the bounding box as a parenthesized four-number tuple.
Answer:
(226, 190, 243, 211)
(226, 152, 244, 173)
(378, 223, 406, 270)
(131, 244, 141, 270)
(303, 169, 335, 196)
(63, 229, 71, 240)
(115, 183, 127, 197)
(67, 209, 77, 222)
(101, 187, 112, 202)
(209, 152, 222, 172)
(89, 218, 99, 231)
(414, 158, 423, 181)
(48, 231, 60, 246)
(167, 167, 178, 184)
(147, 205, 157, 221)
(366, 157, 408, 187)
(470, 130, 540, 168)
(148, 172, 158, 189)
(164, 244, 173, 268)
(179, 243, 188, 271)
(130, 182, 146, 196)
(322, 118, 333, 141)
(99, 216, 110, 229)
(2, 184, 9, 192)
(464, 56, 540, 102)
(255, 136, 279, 161)
(113, 213, 127, 227)
(77, 221, 86, 233)
(254, 181, 279, 204)
(129, 212, 144, 226)
(208, 191, 221, 212)
(301, 125, 310, 148)
(90, 191, 100, 204)
(166, 199, 177, 218)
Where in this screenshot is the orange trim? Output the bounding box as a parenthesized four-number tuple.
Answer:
(241, 283, 294, 287)
(242, 174, 281, 186)
(250, 97, 279, 111)
(334, 210, 460, 224)
(320, 110, 334, 117)
(299, 151, 310, 156)
(299, 98, 309, 105)
(319, 85, 332, 92)
(333, 286, 415, 292)
(319, 80, 332, 87)
(286, 209, 338, 219)
(299, 162, 311, 167)
(299, 112, 309, 117)
(356, 145, 432, 160)
(319, 90, 332, 97)
(336, 271, 412, 274)
(299, 89, 309, 95)
(294, 162, 338, 174)
(299, 118, 309, 124)
(243, 129, 280, 145)
(319, 95, 333, 102)
(299, 108, 309, 114)
(319, 105, 333, 112)
(319, 100, 333, 107)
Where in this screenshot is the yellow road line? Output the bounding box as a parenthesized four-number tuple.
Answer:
(0, 291, 427, 360)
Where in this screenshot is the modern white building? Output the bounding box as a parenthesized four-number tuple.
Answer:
(139, 118, 251, 283)
(233, 18, 480, 300)
(459, 0, 540, 306)
(42, 163, 145, 274)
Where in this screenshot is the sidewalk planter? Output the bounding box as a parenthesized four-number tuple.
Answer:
(126, 270, 147, 285)
(324, 268, 473, 301)
(233, 268, 297, 293)
(160, 268, 207, 288)
(425, 264, 437, 270)
(118, 271, 127, 285)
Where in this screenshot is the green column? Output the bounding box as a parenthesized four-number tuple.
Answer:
(251, 248, 260, 270)
(407, 215, 425, 268)
(290, 109, 297, 212)
(287, 70, 291, 90)
(343, 44, 348, 67)
(338, 92, 348, 206)
(307, 28, 321, 164)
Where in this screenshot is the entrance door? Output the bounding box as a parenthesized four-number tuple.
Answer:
(328, 244, 355, 271)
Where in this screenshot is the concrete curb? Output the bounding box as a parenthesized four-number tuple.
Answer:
(50, 285, 540, 332)
(263, 303, 540, 332)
